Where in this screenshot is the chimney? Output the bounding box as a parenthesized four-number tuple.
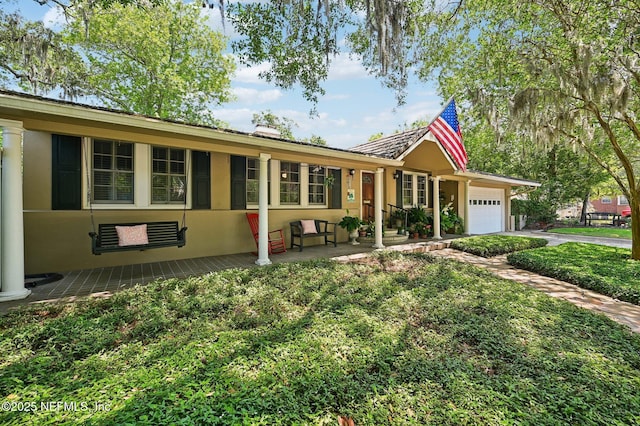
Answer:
(253, 124, 281, 138)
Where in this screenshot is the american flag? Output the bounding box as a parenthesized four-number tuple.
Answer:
(427, 98, 468, 170)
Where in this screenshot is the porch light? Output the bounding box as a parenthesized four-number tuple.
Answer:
(281, 171, 288, 179)
(393, 170, 400, 179)
(349, 169, 356, 176)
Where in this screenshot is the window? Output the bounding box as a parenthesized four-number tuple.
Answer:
(417, 175, 427, 206)
(402, 172, 429, 207)
(402, 174, 413, 206)
(309, 165, 326, 205)
(92, 139, 134, 203)
(151, 147, 186, 203)
(246, 157, 271, 205)
(601, 196, 612, 204)
(280, 162, 300, 204)
(619, 195, 629, 205)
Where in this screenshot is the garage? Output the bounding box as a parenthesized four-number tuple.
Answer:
(468, 187, 504, 234)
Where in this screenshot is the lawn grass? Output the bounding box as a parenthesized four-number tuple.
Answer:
(2, 253, 640, 425)
(449, 235, 548, 257)
(547, 227, 632, 239)
(508, 242, 640, 305)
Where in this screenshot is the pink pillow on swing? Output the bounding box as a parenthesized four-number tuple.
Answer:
(115, 224, 149, 246)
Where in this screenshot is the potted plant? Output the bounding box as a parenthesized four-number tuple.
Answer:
(338, 210, 364, 245)
(392, 209, 406, 229)
(413, 222, 428, 239)
(440, 202, 463, 234)
(407, 206, 428, 228)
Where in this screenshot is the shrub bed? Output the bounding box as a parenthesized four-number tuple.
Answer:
(450, 235, 548, 257)
(507, 242, 640, 305)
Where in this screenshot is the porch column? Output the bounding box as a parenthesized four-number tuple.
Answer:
(0, 121, 30, 302)
(373, 168, 385, 249)
(504, 187, 512, 231)
(464, 180, 471, 235)
(256, 153, 272, 266)
(432, 176, 442, 240)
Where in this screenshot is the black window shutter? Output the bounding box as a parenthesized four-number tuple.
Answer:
(52, 134, 82, 210)
(329, 168, 342, 209)
(230, 155, 246, 210)
(191, 151, 211, 209)
(395, 170, 403, 207)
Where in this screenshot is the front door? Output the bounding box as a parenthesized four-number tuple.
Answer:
(362, 172, 375, 220)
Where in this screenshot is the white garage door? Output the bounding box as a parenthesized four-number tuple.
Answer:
(468, 187, 504, 234)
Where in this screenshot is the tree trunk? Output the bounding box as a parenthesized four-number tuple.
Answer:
(631, 195, 640, 260)
(580, 192, 589, 225)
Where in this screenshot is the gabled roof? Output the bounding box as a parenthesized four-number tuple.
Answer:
(349, 127, 430, 159)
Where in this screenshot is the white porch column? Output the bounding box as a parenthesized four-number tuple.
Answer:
(504, 187, 512, 231)
(432, 176, 442, 240)
(373, 168, 385, 249)
(464, 180, 471, 235)
(0, 121, 30, 302)
(256, 153, 272, 266)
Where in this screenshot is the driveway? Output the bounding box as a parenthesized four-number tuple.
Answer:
(506, 229, 632, 249)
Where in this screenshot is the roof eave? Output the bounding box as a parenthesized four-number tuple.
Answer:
(455, 170, 541, 187)
(0, 91, 404, 167)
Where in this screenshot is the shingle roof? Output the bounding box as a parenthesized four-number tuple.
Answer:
(349, 127, 430, 159)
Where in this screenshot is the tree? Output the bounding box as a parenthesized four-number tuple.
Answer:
(303, 135, 327, 146)
(415, 0, 640, 258)
(0, 11, 86, 96)
(62, 1, 234, 126)
(251, 110, 298, 140)
(224, 0, 427, 104)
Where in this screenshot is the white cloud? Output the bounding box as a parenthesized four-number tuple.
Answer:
(328, 54, 370, 81)
(233, 87, 283, 104)
(42, 5, 65, 29)
(234, 62, 271, 84)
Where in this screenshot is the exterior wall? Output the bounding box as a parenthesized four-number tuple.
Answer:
(590, 196, 628, 215)
(22, 130, 377, 273)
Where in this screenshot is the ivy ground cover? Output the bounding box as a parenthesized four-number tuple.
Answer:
(449, 235, 548, 257)
(1, 253, 639, 425)
(508, 242, 640, 305)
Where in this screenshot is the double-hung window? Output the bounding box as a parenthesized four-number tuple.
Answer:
(308, 165, 326, 205)
(92, 139, 134, 203)
(402, 172, 429, 207)
(280, 162, 300, 205)
(152, 146, 187, 204)
(246, 157, 270, 205)
(417, 175, 427, 206)
(402, 174, 413, 207)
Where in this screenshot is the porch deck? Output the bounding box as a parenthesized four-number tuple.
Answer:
(3, 239, 451, 314)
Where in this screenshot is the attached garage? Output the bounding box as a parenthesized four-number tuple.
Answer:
(468, 186, 504, 234)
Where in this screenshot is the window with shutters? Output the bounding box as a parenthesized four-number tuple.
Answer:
(85, 139, 196, 209)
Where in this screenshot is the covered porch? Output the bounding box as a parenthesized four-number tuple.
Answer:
(1, 239, 454, 314)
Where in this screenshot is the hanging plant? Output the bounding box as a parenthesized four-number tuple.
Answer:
(324, 174, 335, 187)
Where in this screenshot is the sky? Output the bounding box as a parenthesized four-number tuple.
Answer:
(4, 0, 445, 151)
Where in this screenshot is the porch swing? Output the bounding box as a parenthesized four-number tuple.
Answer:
(87, 141, 188, 255)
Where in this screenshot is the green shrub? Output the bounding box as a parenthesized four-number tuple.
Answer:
(450, 235, 549, 257)
(507, 242, 640, 305)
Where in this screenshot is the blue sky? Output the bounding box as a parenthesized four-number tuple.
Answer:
(5, 0, 444, 150)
